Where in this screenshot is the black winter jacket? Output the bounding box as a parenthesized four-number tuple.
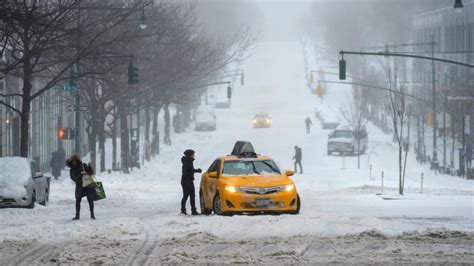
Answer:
(181, 156, 201, 183)
(66, 159, 93, 188)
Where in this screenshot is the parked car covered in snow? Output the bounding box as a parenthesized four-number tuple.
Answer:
(194, 105, 217, 131)
(0, 157, 50, 208)
(199, 141, 300, 215)
(253, 112, 272, 128)
(327, 127, 368, 155)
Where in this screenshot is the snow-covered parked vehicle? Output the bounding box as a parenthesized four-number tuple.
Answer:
(327, 127, 368, 155)
(194, 105, 217, 131)
(0, 157, 50, 208)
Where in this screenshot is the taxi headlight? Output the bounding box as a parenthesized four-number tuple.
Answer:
(225, 186, 238, 193)
(253, 119, 257, 123)
(285, 184, 295, 192)
(266, 119, 271, 123)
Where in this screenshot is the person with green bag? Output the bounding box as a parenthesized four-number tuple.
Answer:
(66, 155, 97, 220)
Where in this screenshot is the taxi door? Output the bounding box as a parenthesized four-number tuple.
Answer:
(202, 159, 221, 208)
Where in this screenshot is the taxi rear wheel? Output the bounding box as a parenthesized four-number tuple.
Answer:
(200, 191, 212, 215)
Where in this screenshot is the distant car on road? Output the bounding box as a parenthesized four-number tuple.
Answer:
(194, 105, 217, 131)
(199, 141, 300, 215)
(0, 157, 50, 208)
(327, 127, 368, 155)
(253, 112, 272, 128)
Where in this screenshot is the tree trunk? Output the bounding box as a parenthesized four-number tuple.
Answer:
(145, 107, 151, 161)
(110, 108, 117, 170)
(88, 121, 98, 171)
(399, 145, 403, 195)
(20, 58, 33, 157)
(164, 104, 171, 145)
(416, 114, 420, 161)
(151, 107, 160, 156)
(99, 120, 106, 173)
(402, 109, 411, 191)
(451, 113, 455, 168)
(118, 104, 130, 174)
(357, 140, 360, 169)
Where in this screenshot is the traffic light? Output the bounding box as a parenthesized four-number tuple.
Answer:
(339, 59, 346, 80)
(128, 62, 139, 84)
(227, 85, 232, 99)
(58, 128, 65, 139)
(240, 73, 245, 86)
(57, 128, 75, 139)
(427, 112, 433, 127)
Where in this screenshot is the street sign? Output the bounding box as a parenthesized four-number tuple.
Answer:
(62, 83, 77, 92)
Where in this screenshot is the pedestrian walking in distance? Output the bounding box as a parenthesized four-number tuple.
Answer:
(66, 155, 96, 220)
(50, 147, 66, 180)
(293, 146, 303, 174)
(305, 117, 313, 134)
(181, 149, 202, 215)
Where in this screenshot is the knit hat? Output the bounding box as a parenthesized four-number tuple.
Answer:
(184, 149, 195, 157)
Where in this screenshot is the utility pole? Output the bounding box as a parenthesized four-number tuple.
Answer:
(75, 88, 81, 155)
(431, 35, 438, 164)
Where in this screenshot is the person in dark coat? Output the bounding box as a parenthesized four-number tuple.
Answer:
(293, 146, 303, 174)
(305, 117, 313, 134)
(66, 155, 96, 220)
(50, 147, 66, 180)
(181, 149, 202, 215)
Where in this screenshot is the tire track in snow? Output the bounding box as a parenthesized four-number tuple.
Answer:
(125, 219, 159, 266)
(7, 243, 55, 266)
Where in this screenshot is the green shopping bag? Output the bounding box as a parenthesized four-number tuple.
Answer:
(90, 175, 106, 201)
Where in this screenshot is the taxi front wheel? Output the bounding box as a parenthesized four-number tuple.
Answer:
(200, 191, 212, 215)
(213, 193, 232, 216)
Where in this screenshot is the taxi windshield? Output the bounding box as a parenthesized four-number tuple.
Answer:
(222, 160, 280, 176)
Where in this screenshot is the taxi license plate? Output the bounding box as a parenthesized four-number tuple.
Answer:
(255, 198, 270, 207)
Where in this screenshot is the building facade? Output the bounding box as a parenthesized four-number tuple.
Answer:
(413, 1, 474, 175)
(0, 49, 87, 170)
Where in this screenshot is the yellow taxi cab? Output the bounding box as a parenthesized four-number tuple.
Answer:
(199, 141, 300, 215)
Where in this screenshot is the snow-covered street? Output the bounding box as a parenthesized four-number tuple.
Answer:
(0, 41, 473, 264)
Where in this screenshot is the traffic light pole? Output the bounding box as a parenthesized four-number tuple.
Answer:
(340, 49, 474, 167)
(431, 35, 438, 163)
(75, 89, 81, 156)
(318, 80, 432, 104)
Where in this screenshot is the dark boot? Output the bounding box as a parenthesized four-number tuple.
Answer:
(191, 208, 199, 215)
(180, 210, 187, 215)
(73, 199, 80, 220)
(88, 199, 95, 220)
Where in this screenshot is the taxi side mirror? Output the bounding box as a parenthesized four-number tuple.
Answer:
(285, 170, 295, 176)
(208, 171, 218, 178)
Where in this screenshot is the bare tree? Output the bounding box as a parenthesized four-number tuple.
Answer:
(0, 0, 148, 157)
(340, 87, 368, 169)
